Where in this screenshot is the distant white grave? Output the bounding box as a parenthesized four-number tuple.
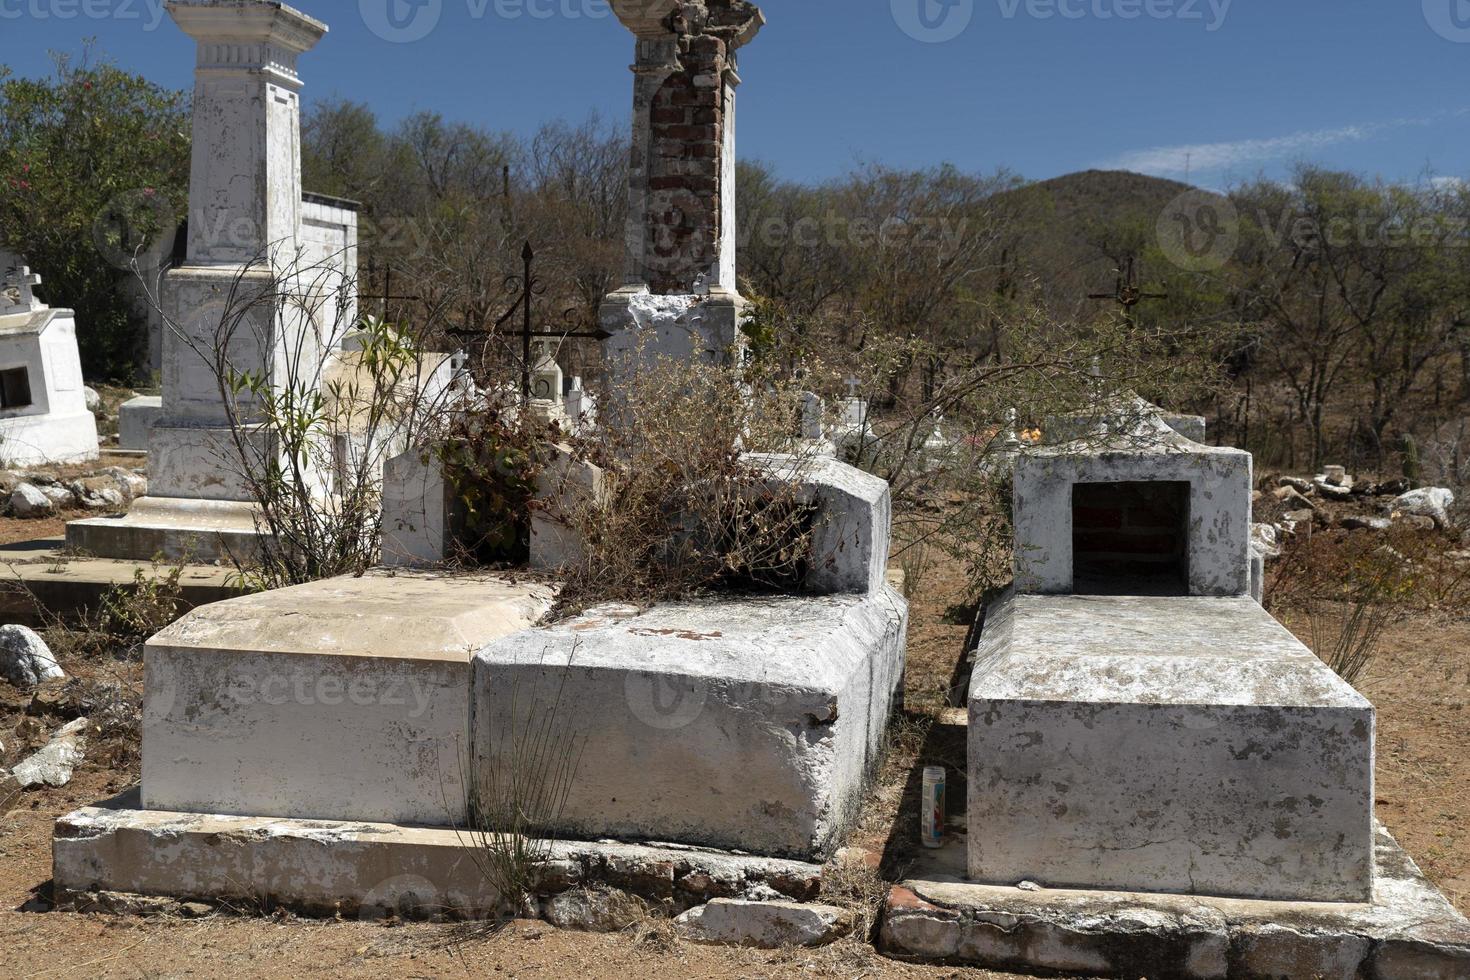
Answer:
(0, 252, 100, 466)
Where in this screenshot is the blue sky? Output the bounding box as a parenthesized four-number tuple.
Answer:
(4, 0, 1468, 188)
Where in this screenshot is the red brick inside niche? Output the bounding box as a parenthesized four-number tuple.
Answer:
(1072, 481, 1190, 595)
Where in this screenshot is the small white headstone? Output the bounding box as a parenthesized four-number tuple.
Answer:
(799, 391, 825, 441)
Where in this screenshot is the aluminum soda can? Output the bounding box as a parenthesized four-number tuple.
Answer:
(921, 766, 946, 848)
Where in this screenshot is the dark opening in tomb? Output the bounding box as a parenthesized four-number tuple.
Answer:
(0, 367, 32, 410)
(1072, 481, 1190, 596)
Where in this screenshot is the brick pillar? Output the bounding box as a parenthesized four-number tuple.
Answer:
(602, 2, 763, 368)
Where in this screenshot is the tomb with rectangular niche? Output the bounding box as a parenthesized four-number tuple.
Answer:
(875, 397, 1470, 973)
(0, 251, 100, 466)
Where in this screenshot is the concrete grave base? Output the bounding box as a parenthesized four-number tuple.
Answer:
(0, 410, 99, 467)
(53, 790, 824, 923)
(66, 496, 268, 562)
(880, 826, 1470, 979)
(475, 587, 908, 862)
(969, 591, 1375, 903)
(141, 569, 556, 827)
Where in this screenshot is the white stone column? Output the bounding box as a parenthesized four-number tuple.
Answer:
(152, 1, 328, 499)
(170, 1, 325, 264)
(68, 2, 331, 560)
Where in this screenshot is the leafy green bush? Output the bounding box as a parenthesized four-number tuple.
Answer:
(0, 55, 189, 381)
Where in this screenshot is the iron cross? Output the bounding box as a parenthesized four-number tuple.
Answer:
(448, 241, 611, 402)
(1087, 257, 1167, 325)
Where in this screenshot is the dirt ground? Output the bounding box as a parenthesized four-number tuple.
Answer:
(0, 511, 1465, 977)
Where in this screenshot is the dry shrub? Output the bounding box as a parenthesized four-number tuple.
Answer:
(1266, 525, 1467, 683)
(549, 353, 828, 617)
(462, 664, 584, 918)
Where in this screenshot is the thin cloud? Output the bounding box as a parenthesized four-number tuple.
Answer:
(1102, 114, 1460, 179)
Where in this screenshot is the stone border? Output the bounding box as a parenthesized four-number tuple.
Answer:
(880, 825, 1470, 978)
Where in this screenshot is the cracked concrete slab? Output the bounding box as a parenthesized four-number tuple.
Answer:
(881, 825, 1470, 978)
(52, 790, 823, 921)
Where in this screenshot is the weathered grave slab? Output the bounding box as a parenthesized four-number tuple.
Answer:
(67, 496, 265, 562)
(882, 826, 1470, 978)
(142, 570, 554, 826)
(53, 789, 823, 922)
(968, 591, 1374, 903)
(474, 588, 907, 861)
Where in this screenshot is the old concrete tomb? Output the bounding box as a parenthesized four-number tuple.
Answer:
(52, 0, 909, 922)
(881, 400, 1470, 975)
(67, 1, 361, 561)
(0, 252, 100, 466)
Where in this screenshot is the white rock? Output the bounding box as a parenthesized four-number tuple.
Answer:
(9, 483, 53, 518)
(40, 485, 72, 507)
(1250, 523, 1281, 560)
(542, 887, 644, 933)
(1392, 488, 1455, 529)
(106, 468, 148, 501)
(0, 625, 64, 687)
(674, 899, 853, 948)
(12, 717, 87, 789)
(83, 387, 102, 413)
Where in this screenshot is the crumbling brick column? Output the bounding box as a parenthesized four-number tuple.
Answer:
(614, 2, 761, 294)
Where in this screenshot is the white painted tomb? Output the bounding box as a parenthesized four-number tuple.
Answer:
(972, 405, 1373, 903)
(877, 399, 1470, 973)
(68, 0, 349, 561)
(141, 570, 554, 827)
(0, 253, 100, 466)
(968, 592, 1374, 902)
(49, 0, 910, 924)
(475, 455, 905, 861)
(51, 449, 907, 909)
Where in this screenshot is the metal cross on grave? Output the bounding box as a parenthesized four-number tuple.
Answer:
(1087, 256, 1167, 326)
(449, 241, 611, 403)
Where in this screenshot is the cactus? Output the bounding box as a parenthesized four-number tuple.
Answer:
(1401, 433, 1422, 488)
